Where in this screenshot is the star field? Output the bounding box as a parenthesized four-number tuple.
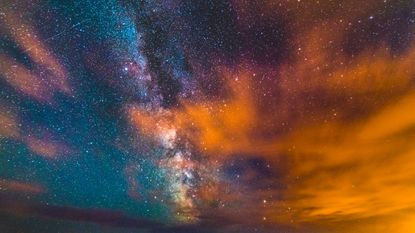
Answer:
(1, 0, 415, 232)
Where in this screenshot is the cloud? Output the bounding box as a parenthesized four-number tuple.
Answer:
(0, 179, 44, 194)
(0, 7, 71, 103)
(24, 135, 72, 159)
(0, 108, 19, 139)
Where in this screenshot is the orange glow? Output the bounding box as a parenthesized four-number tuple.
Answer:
(177, 70, 257, 157)
(271, 91, 415, 224)
(128, 106, 178, 149)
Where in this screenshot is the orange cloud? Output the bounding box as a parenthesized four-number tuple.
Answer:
(273, 92, 415, 221)
(166, 22, 415, 233)
(214, 45, 415, 233)
(176, 70, 257, 158)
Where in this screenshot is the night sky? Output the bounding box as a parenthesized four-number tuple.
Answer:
(1, 0, 415, 232)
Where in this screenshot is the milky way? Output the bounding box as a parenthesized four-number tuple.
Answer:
(1, 0, 415, 232)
